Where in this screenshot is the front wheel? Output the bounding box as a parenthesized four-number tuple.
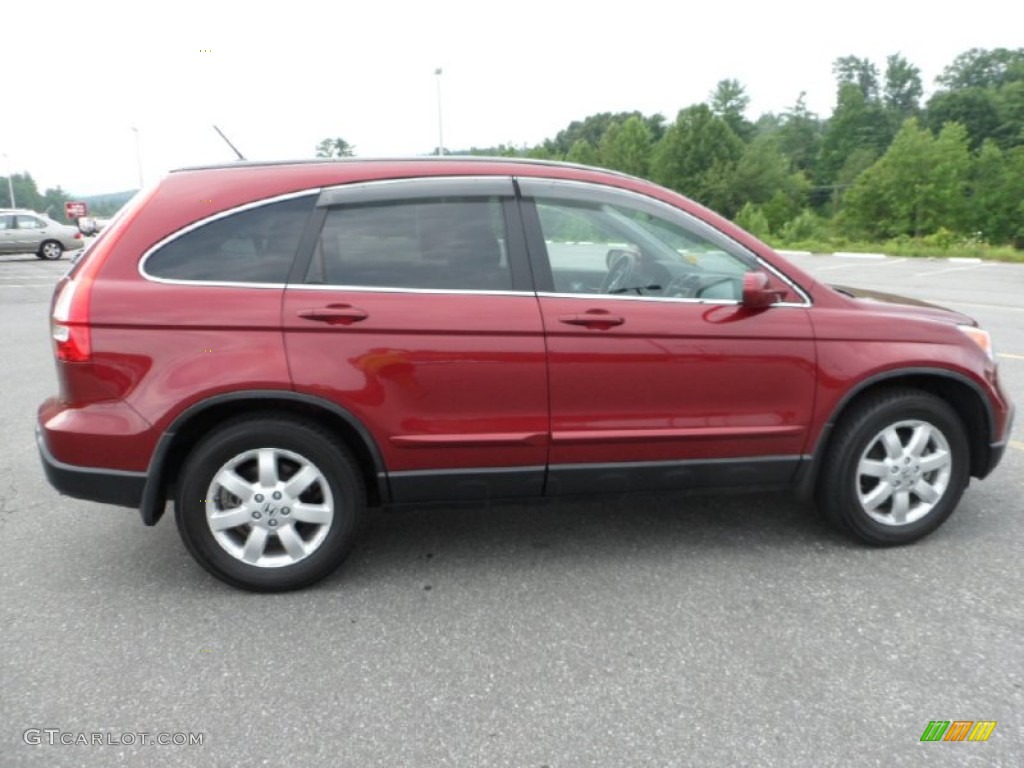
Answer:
(39, 240, 64, 260)
(816, 389, 970, 545)
(175, 416, 365, 591)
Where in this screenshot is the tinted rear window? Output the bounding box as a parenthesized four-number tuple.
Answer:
(307, 197, 511, 291)
(145, 195, 315, 283)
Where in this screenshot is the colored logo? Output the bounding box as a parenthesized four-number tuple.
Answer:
(920, 720, 997, 742)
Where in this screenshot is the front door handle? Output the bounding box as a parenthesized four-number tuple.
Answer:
(297, 304, 369, 325)
(557, 310, 625, 330)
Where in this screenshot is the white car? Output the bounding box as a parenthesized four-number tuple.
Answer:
(0, 209, 86, 259)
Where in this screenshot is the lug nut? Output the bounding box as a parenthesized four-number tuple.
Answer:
(255, 494, 264, 503)
(281, 507, 290, 515)
(252, 511, 261, 519)
(273, 491, 282, 500)
(268, 519, 277, 527)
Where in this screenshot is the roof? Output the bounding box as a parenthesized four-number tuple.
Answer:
(171, 155, 637, 182)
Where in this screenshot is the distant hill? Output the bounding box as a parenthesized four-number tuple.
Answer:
(75, 189, 138, 216)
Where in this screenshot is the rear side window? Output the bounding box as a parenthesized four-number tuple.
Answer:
(307, 198, 511, 291)
(145, 195, 315, 283)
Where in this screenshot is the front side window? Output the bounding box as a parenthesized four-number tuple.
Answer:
(535, 197, 754, 301)
(307, 197, 511, 291)
(145, 195, 315, 283)
(0, 216, 12, 230)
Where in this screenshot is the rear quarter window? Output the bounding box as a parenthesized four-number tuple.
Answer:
(144, 194, 316, 283)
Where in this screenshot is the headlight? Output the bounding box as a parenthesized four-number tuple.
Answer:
(959, 325, 994, 361)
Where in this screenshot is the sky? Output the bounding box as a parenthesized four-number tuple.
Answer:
(4, 0, 1023, 196)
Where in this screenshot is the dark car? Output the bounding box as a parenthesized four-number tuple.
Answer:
(37, 158, 1013, 591)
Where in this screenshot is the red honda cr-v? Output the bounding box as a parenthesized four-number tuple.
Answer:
(37, 158, 1013, 591)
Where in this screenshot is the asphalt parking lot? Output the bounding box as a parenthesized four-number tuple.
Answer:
(2, 250, 1022, 767)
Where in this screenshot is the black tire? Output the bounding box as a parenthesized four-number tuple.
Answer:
(39, 240, 64, 260)
(175, 415, 365, 591)
(816, 388, 970, 546)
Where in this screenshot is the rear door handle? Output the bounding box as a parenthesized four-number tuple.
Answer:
(297, 305, 368, 325)
(557, 311, 625, 330)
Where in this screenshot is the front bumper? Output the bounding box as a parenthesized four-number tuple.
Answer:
(982, 402, 1015, 479)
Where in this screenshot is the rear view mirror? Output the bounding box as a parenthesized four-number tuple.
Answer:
(741, 271, 785, 309)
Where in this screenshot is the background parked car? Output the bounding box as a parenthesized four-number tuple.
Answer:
(0, 209, 85, 259)
(76, 216, 112, 237)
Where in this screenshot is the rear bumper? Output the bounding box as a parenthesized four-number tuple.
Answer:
(36, 426, 145, 509)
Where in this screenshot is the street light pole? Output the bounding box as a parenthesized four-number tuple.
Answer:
(131, 127, 144, 188)
(434, 68, 444, 156)
(2, 154, 14, 208)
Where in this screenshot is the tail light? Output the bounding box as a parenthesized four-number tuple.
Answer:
(50, 183, 156, 363)
(52, 272, 94, 362)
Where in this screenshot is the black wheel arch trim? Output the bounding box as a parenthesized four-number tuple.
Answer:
(795, 366, 998, 501)
(140, 390, 389, 525)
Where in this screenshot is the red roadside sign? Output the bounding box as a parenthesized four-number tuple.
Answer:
(65, 201, 88, 220)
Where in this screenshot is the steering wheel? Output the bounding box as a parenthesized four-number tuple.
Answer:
(601, 253, 636, 294)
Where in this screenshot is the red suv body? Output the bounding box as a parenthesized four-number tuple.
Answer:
(37, 159, 1013, 590)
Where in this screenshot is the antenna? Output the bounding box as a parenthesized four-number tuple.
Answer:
(212, 125, 246, 161)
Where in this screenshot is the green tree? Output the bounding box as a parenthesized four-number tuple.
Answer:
(544, 112, 665, 157)
(818, 80, 889, 184)
(716, 135, 807, 220)
(776, 93, 823, 175)
(926, 88, 1001, 149)
(710, 79, 754, 141)
(833, 56, 881, 101)
(927, 48, 1024, 150)
(598, 116, 654, 177)
(936, 47, 1024, 90)
(884, 53, 923, 122)
(967, 141, 1024, 243)
(566, 139, 599, 166)
(315, 137, 355, 158)
(842, 119, 971, 238)
(650, 104, 744, 206)
(733, 202, 770, 238)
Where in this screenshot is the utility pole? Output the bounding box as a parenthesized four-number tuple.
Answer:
(2, 154, 14, 208)
(435, 68, 444, 156)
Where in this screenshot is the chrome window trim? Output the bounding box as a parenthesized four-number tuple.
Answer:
(536, 291, 808, 308)
(517, 177, 813, 308)
(289, 284, 533, 297)
(138, 189, 320, 286)
(317, 175, 515, 207)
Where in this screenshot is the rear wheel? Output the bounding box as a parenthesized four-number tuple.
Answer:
(817, 389, 970, 545)
(175, 416, 365, 591)
(39, 240, 64, 260)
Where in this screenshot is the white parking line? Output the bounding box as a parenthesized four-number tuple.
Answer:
(835, 252, 887, 259)
(913, 263, 993, 278)
(998, 353, 1024, 360)
(812, 258, 907, 273)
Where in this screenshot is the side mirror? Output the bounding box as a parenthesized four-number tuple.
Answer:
(741, 271, 785, 309)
